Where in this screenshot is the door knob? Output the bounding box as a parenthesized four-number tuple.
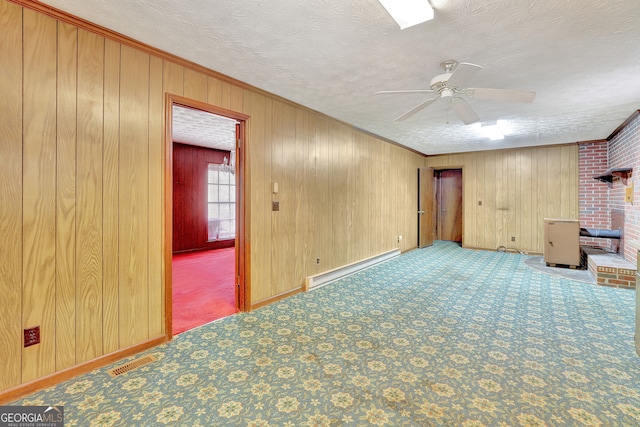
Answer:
(418, 210, 425, 214)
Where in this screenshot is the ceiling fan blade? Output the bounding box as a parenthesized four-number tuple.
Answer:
(468, 88, 536, 103)
(375, 90, 435, 95)
(395, 97, 439, 121)
(446, 62, 483, 87)
(451, 97, 480, 125)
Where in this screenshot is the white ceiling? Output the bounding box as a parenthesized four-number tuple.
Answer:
(172, 105, 237, 152)
(40, 0, 640, 155)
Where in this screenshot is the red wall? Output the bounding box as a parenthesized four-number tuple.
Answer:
(173, 142, 234, 253)
(608, 114, 640, 265)
(579, 113, 640, 265)
(579, 141, 610, 249)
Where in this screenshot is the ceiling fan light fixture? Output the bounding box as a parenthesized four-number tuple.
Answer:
(481, 121, 505, 140)
(378, 0, 434, 30)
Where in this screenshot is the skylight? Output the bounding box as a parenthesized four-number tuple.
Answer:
(378, 0, 434, 30)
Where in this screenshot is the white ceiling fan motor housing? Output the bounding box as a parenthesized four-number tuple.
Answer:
(430, 73, 454, 92)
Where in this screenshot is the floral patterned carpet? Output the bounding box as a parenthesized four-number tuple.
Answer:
(12, 241, 640, 426)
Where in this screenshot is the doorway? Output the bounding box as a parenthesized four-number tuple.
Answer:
(435, 169, 463, 243)
(165, 94, 249, 338)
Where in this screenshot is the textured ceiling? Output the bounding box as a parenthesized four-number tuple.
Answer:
(39, 0, 640, 155)
(172, 105, 237, 152)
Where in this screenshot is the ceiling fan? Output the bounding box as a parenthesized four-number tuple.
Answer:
(376, 60, 536, 125)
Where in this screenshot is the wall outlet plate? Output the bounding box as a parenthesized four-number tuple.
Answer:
(24, 326, 40, 347)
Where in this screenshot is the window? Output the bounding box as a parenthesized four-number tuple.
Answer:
(207, 163, 236, 241)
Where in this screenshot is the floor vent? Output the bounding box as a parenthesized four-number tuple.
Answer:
(107, 355, 157, 378)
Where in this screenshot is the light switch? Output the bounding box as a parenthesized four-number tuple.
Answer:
(273, 182, 279, 194)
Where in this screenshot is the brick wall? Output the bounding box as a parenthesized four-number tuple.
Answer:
(608, 113, 640, 265)
(578, 141, 610, 249)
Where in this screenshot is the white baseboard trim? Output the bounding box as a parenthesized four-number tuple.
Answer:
(304, 249, 401, 291)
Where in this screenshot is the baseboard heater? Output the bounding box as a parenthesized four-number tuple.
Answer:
(304, 249, 401, 291)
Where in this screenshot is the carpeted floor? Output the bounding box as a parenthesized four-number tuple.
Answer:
(12, 241, 640, 426)
(172, 247, 238, 335)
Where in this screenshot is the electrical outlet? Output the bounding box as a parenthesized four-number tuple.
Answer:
(316, 257, 320, 264)
(511, 236, 516, 242)
(398, 235, 402, 243)
(24, 326, 40, 347)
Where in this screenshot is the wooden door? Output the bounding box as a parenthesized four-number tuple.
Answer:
(437, 169, 463, 242)
(235, 122, 245, 311)
(418, 168, 435, 248)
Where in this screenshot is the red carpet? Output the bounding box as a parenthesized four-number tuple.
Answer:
(172, 248, 238, 335)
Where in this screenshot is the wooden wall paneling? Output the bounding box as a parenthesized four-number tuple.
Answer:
(382, 143, 392, 250)
(389, 144, 399, 250)
(370, 136, 382, 253)
(394, 147, 405, 249)
(148, 55, 164, 337)
(395, 149, 407, 251)
(472, 151, 480, 247)
(183, 68, 207, 102)
(464, 153, 477, 248)
(304, 112, 317, 275)
(220, 81, 232, 110)
(495, 151, 506, 247)
(207, 76, 223, 106)
(530, 148, 540, 250)
(534, 148, 547, 249)
(102, 38, 121, 354)
(344, 127, 356, 263)
(119, 45, 150, 347)
(547, 147, 562, 220)
(76, 29, 105, 363)
(331, 123, 347, 268)
(482, 151, 497, 249)
(512, 150, 521, 248)
(348, 128, 358, 260)
(519, 149, 533, 250)
(191, 146, 204, 246)
(561, 145, 578, 219)
(173, 144, 235, 252)
(315, 117, 331, 272)
(22, 9, 57, 382)
(230, 85, 244, 114)
(262, 97, 274, 301)
(365, 134, 376, 257)
(246, 92, 263, 303)
(270, 99, 283, 296)
(294, 109, 306, 287)
(537, 148, 549, 250)
(280, 103, 297, 292)
(355, 133, 370, 260)
(55, 21, 78, 370)
(171, 143, 184, 251)
(0, 0, 23, 390)
(513, 150, 522, 249)
(162, 61, 184, 100)
(507, 151, 517, 247)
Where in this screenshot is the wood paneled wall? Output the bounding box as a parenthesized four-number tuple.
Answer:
(426, 145, 579, 253)
(173, 143, 231, 252)
(0, 0, 425, 393)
